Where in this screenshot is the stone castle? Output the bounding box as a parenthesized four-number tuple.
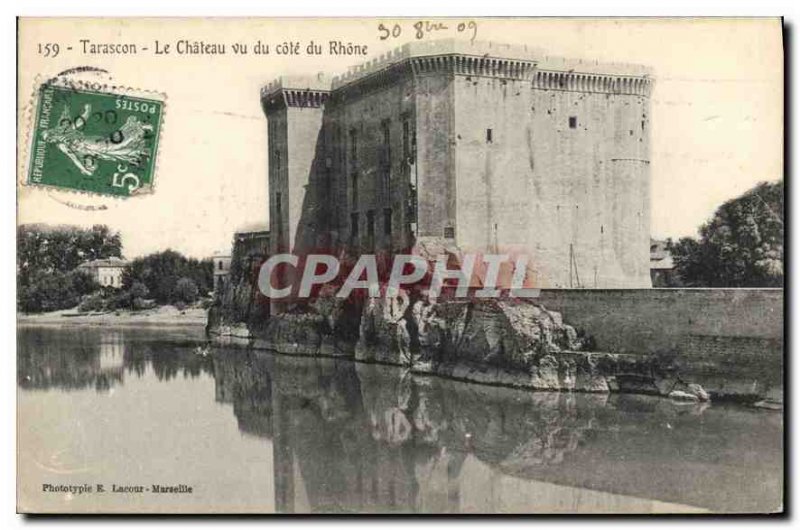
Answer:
(260, 40, 653, 288)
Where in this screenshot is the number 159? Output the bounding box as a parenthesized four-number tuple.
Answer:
(37, 43, 60, 58)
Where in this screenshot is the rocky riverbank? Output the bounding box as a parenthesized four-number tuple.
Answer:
(207, 276, 720, 402)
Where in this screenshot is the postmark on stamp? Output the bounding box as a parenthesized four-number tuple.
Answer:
(26, 79, 164, 197)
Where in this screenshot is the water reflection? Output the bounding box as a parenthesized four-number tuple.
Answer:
(18, 327, 782, 514)
(18, 327, 213, 392)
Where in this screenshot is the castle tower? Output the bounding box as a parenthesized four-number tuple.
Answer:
(261, 75, 331, 255)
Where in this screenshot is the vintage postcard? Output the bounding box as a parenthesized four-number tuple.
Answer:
(16, 17, 784, 514)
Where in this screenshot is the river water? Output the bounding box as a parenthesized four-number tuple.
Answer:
(17, 326, 783, 514)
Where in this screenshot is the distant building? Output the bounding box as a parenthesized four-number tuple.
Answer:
(212, 252, 232, 292)
(650, 239, 677, 287)
(233, 229, 270, 265)
(77, 257, 128, 288)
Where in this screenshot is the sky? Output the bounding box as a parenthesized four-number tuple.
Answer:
(17, 18, 783, 259)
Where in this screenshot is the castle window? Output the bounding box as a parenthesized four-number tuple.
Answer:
(350, 212, 359, 239)
(349, 128, 358, 163)
(383, 208, 392, 236)
(274, 149, 281, 170)
(402, 118, 410, 160)
(367, 210, 375, 239)
(380, 120, 391, 187)
(218, 261, 223, 271)
(569, 116, 577, 129)
(407, 183, 418, 224)
(382, 119, 391, 146)
(444, 226, 455, 239)
(275, 192, 283, 245)
(486, 128, 493, 143)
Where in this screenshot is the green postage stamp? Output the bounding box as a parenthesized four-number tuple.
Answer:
(26, 82, 164, 197)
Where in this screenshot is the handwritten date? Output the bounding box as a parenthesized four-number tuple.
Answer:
(378, 20, 478, 44)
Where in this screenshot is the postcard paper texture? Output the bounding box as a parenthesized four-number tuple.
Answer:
(17, 17, 784, 514)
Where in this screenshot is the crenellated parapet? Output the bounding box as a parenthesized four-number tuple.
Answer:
(260, 40, 654, 115)
(284, 89, 329, 108)
(329, 61, 413, 103)
(262, 40, 653, 108)
(331, 45, 416, 90)
(262, 89, 330, 114)
(532, 69, 652, 97)
(410, 55, 536, 80)
(330, 53, 540, 102)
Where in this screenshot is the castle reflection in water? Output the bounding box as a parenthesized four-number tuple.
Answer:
(18, 327, 782, 514)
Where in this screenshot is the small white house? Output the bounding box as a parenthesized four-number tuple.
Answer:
(77, 257, 129, 288)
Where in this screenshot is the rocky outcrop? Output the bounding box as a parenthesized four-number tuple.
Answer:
(207, 259, 269, 339)
(208, 282, 716, 398)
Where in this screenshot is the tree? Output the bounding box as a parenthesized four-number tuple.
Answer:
(123, 250, 212, 304)
(18, 269, 99, 313)
(114, 281, 151, 311)
(668, 180, 783, 287)
(174, 277, 199, 304)
(130, 281, 150, 300)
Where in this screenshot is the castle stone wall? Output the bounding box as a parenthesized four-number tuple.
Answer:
(415, 72, 457, 240)
(285, 107, 326, 252)
(326, 75, 417, 252)
(452, 72, 651, 287)
(536, 288, 782, 368)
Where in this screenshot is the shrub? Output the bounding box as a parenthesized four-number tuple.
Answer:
(133, 298, 157, 311)
(106, 290, 134, 311)
(129, 281, 149, 300)
(174, 277, 199, 304)
(77, 292, 106, 313)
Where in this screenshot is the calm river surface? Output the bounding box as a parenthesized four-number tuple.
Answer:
(18, 326, 783, 514)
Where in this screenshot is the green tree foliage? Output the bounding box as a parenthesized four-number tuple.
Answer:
(174, 277, 200, 304)
(19, 269, 99, 313)
(668, 181, 783, 287)
(110, 281, 152, 312)
(123, 250, 212, 304)
(129, 281, 150, 300)
(77, 291, 107, 313)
